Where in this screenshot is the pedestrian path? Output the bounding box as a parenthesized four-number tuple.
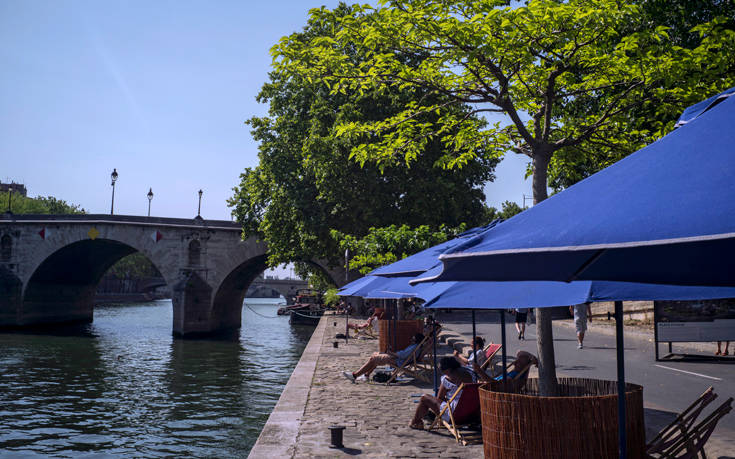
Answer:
(250, 314, 734, 458)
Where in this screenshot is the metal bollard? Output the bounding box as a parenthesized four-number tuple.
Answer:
(333, 321, 337, 326)
(333, 341, 339, 348)
(328, 425, 345, 448)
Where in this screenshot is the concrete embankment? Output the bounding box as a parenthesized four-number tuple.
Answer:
(248, 315, 328, 458)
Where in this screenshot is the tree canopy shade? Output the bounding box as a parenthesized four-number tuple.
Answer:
(270, 0, 735, 394)
(229, 5, 497, 271)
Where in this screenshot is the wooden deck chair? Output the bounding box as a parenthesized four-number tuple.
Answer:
(647, 396, 733, 459)
(385, 335, 433, 385)
(478, 343, 502, 377)
(428, 382, 482, 445)
(646, 387, 717, 457)
(482, 353, 535, 393)
(348, 316, 377, 338)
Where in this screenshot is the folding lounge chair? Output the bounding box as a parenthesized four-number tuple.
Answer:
(352, 317, 377, 338)
(646, 386, 733, 459)
(478, 343, 502, 377)
(485, 356, 534, 393)
(385, 335, 433, 385)
(428, 382, 482, 445)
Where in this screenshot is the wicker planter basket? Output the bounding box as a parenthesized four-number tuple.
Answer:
(480, 377, 644, 459)
(378, 319, 423, 352)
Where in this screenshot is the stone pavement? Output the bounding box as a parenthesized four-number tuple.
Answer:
(250, 314, 734, 458)
(249, 314, 485, 458)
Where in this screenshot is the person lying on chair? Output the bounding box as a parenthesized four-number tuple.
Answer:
(409, 356, 475, 429)
(342, 333, 425, 383)
(472, 350, 538, 382)
(347, 309, 383, 331)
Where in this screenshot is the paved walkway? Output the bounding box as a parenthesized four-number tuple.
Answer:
(250, 313, 734, 458)
(250, 314, 485, 458)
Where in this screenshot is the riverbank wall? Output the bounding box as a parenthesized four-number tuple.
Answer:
(247, 315, 328, 458)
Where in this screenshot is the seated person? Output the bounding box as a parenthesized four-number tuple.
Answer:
(342, 333, 425, 382)
(453, 336, 487, 374)
(472, 350, 538, 382)
(347, 308, 383, 331)
(409, 357, 476, 429)
(423, 316, 441, 338)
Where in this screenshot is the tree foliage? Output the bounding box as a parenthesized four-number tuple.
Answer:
(106, 253, 161, 279)
(548, 0, 735, 190)
(274, 0, 735, 200)
(229, 5, 498, 275)
(2, 192, 85, 214)
(332, 223, 466, 274)
(484, 200, 526, 223)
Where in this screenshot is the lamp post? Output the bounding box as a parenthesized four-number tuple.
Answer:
(110, 168, 118, 215)
(197, 189, 203, 217)
(147, 188, 154, 217)
(6, 187, 12, 213)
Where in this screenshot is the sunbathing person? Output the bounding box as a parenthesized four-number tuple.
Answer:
(342, 333, 425, 382)
(347, 309, 383, 331)
(472, 350, 538, 382)
(409, 356, 475, 429)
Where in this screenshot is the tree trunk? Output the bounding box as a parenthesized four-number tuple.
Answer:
(531, 152, 559, 395)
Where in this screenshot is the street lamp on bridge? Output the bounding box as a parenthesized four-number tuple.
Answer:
(110, 169, 118, 215)
(147, 188, 154, 217)
(197, 189, 203, 218)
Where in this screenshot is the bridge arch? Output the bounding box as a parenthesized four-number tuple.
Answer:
(21, 238, 174, 326)
(0, 215, 355, 337)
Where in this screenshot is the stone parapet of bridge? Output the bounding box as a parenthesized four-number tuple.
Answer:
(0, 214, 353, 337)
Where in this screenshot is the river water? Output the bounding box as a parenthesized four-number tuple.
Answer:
(0, 298, 313, 458)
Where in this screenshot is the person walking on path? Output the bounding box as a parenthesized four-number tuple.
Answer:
(342, 333, 424, 382)
(570, 303, 592, 349)
(513, 308, 528, 340)
(716, 341, 730, 356)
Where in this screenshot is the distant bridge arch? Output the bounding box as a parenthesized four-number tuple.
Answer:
(0, 214, 352, 337)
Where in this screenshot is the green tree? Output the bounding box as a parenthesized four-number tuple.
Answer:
(107, 252, 161, 279)
(332, 223, 466, 274)
(548, 0, 735, 191)
(229, 5, 497, 283)
(483, 201, 526, 223)
(2, 192, 85, 214)
(271, 0, 735, 394)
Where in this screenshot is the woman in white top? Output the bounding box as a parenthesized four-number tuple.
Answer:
(409, 357, 475, 429)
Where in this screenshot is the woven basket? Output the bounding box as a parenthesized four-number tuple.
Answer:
(480, 377, 644, 459)
(377, 319, 423, 352)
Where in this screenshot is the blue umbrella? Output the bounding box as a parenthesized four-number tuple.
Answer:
(418, 88, 735, 287)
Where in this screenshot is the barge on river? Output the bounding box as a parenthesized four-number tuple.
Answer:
(277, 288, 326, 326)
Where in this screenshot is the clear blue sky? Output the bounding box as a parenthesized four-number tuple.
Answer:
(0, 0, 531, 221)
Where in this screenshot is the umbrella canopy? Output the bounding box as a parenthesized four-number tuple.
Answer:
(421, 280, 735, 310)
(417, 88, 735, 286)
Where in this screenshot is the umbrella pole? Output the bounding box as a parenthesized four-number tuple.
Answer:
(433, 317, 438, 396)
(393, 300, 397, 352)
(472, 310, 477, 366)
(500, 309, 507, 391)
(615, 300, 627, 459)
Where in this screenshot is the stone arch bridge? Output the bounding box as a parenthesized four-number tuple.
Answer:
(0, 214, 351, 337)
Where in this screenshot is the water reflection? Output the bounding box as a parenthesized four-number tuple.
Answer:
(0, 299, 312, 457)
